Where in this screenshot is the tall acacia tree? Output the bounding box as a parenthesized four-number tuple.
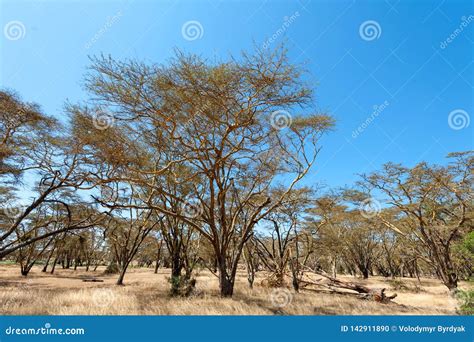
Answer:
(0, 91, 104, 259)
(360, 151, 473, 292)
(72, 47, 333, 297)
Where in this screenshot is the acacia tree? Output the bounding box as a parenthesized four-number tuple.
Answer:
(0, 91, 105, 259)
(310, 195, 346, 277)
(255, 188, 312, 289)
(99, 184, 160, 285)
(360, 151, 473, 292)
(340, 214, 381, 279)
(72, 47, 333, 297)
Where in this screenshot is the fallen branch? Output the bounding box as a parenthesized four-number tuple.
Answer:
(300, 267, 398, 303)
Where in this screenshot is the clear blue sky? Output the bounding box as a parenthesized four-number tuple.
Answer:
(1, 0, 473, 190)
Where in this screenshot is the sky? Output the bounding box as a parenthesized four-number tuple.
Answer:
(1, 0, 473, 191)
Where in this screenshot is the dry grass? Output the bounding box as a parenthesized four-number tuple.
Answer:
(0, 264, 470, 315)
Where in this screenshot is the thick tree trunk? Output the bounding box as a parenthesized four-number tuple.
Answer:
(219, 273, 234, 297)
(169, 251, 183, 296)
(217, 256, 235, 297)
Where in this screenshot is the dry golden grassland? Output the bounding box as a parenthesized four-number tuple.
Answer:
(0, 265, 470, 315)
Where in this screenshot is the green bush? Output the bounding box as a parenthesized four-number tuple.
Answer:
(457, 290, 474, 315)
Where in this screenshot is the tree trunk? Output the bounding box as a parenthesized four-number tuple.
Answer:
(219, 273, 234, 297)
(116, 268, 127, 285)
(42, 247, 55, 272)
(217, 256, 235, 297)
(51, 256, 59, 274)
(362, 268, 369, 279)
(169, 251, 183, 296)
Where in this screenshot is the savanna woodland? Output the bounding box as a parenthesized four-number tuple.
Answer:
(0, 48, 472, 315)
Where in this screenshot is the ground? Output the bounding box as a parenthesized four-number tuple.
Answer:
(0, 264, 470, 315)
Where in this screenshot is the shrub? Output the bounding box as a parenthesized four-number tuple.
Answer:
(456, 290, 474, 315)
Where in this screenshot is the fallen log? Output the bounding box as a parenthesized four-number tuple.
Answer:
(82, 279, 104, 282)
(300, 268, 397, 303)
